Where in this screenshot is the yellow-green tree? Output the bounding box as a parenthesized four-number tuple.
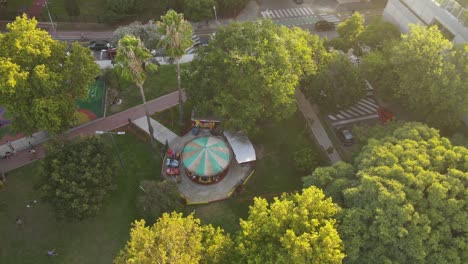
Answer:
(115, 212, 233, 264)
(0, 15, 99, 134)
(304, 122, 468, 263)
(235, 186, 344, 264)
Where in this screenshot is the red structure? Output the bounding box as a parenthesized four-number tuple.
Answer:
(377, 107, 395, 124)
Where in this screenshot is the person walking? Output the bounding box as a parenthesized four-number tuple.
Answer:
(6, 141, 14, 152)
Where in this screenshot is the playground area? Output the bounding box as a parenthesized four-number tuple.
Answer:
(0, 80, 105, 145)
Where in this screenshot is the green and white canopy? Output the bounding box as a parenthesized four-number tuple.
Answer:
(182, 136, 231, 177)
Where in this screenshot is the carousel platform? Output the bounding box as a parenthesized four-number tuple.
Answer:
(166, 129, 254, 204)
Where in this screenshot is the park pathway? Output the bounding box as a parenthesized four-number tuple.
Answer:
(0, 91, 182, 174)
(295, 90, 342, 164)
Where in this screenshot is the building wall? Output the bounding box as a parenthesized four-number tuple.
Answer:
(383, 0, 468, 43)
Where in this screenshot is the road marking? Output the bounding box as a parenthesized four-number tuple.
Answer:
(357, 101, 377, 112)
(328, 115, 337, 121)
(339, 111, 353, 118)
(350, 106, 368, 115)
(336, 114, 345, 119)
(362, 98, 378, 108)
(286, 9, 294, 16)
(345, 109, 361, 117)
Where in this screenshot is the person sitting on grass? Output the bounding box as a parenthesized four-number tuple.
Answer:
(47, 249, 57, 256)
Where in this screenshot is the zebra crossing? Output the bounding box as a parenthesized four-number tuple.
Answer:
(261, 7, 315, 19)
(328, 97, 380, 126)
(185, 35, 200, 54)
(318, 13, 341, 23)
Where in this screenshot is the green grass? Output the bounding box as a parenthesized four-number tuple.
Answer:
(0, 133, 161, 264)
(106, 64, 188, 115)
(151, 100, 195, 136)
(0, 0, 33, 20)
(186, 111, 328, 234)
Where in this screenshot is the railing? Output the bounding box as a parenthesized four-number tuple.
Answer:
(433, 0, 468, 26)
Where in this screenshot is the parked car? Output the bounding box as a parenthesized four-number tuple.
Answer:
(105, 48, 117, 59)
(294, 0, 304, 4)
(315, 20, 335, 32)
(337, 128, 354, 146)
(89, 40, 111, 51)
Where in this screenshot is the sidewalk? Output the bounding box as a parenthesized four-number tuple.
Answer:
(0, 91, 182, 173)
(295, 90, 341, 164)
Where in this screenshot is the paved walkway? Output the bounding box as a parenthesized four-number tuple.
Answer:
(295, 90, 341, 164)
(132, 116, 179, 144)
(0, 91, 181, 174)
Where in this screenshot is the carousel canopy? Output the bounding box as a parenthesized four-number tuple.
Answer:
(182, 136, 231, 177)
(224, 131, 256, 163)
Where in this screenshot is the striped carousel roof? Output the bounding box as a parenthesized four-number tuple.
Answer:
(182, 136, 231, 177)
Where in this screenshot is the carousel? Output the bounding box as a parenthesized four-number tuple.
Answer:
(182, 136, 232, 184)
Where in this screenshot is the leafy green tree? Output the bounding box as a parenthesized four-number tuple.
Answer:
(65, 0, 80, 16)
(184, 20, 322, 134)
(106, 0, 143, 14)
(389, 25, 468, 128)
(0, 15, 99, 135)
(215, 0, 248, 17)
(157, 10, 193, 127)
(115, 212, 233, 264)
(40, 137, 116, 219)
(112, 21, 161, 49)
(304, 122, 468, 263)
(236, 186, 344, 264)
(184, 0, 216, 22)
(114, 35, 158, 145)
(302, 52, 366, 114)
(358, 17, 400, 49)
(293, 147, 320, 174)
(136, 180, 183, 223)
(328, 12, 364, 52)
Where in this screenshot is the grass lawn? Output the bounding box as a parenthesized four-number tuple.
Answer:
(0, 132, 161, 264)
(106, 64, 188, 115)
(0, 0, 32, 20)
(185, 111, 328, 234)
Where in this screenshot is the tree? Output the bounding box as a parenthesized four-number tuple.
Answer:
(328, 12, 365, 52)
(302, 52, 366, 114)
(115, 212, 233, 264)
(106, 0, 143, 15)
(65, 0, 80, 16)
(157, 10, 193, 127)
(0, 15, 100, 135)
(40, 137, 116, 219)
(358, 17, 400, 49)
(236, 186, 344, 264)
(184, 20, 323, 134)
(136, 180, 183, 223)
(114, 35, 158, 145)
(389, 25, 468, 128)
(184, 0, 216, 22)
(304, 122, 468, 263)
(215, 0, 248, 17)
(112, 21, 161, 50)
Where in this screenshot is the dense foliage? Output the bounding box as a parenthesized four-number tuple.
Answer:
(215, 0, 248, 17)
(40, 137, 116, 219)
(361, 25, 468, 128)
(184, 0, 216, 22)
(115, 212, 233, 264)
(136, 180, 183, 223)
(112, 21, 161, 49)
(236, 186, 344, 264)
(0, 15, 99, 134)
(184, 20, 325, 134)
(303, 122, 468, 263)
(302, 52, 366, 114)
(328, 12, 364, 52)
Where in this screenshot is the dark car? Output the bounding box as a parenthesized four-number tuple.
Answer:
(294, 0, 304, 4)
(315, 20, 335, 32)
(89, 40, 111, 51)
(337, 128, 354, 146)
(105, 48, 117, 59)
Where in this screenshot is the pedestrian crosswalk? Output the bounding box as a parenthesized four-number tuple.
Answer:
(185, 35, 200, 54)
(261, 7, 314, 19)
(318, 14, 341, 23)
(328, 98, 379, 126)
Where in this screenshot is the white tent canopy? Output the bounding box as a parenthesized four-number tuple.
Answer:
(224, 131, 256, 164)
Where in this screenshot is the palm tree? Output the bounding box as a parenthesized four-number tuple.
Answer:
(114, 35, 158, 145)
(157, 10, 193, 127)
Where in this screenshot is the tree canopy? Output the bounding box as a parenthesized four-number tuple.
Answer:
(112, 21, 161, 49)
(184, 0, 216, 22)
(0, 15, 100, 135)
(304, 122, 468, 263)
(184, 20, 325, 134)
(115, 212, 233, 264)
(302, 52, 366, 114)
(236, 186, 344, 264)
(40, 137, 116, 219)
(328, 12, 365, 52)
(361, 25, 468, 128)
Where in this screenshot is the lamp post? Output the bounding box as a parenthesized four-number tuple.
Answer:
(213, 6, 218, 23)
(44, 0, 56, 36)
(95, 131, 126, 175)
